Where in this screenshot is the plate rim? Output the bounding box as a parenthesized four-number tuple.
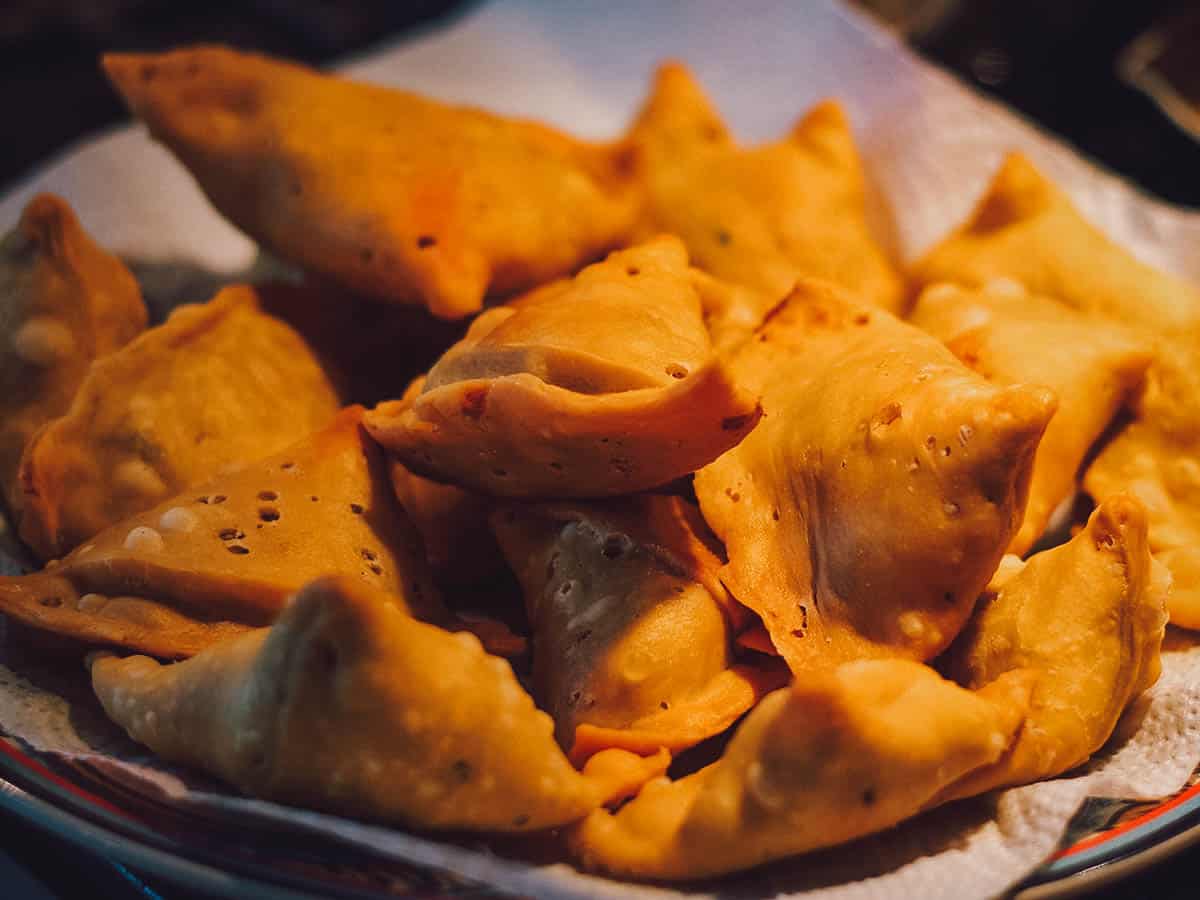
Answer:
(5, 732, 1200, 899)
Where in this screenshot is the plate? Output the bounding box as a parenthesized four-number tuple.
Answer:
(2, 734, 1200, 899)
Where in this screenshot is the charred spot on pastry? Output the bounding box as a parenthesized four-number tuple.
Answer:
(219, 527, 246, 541)
(416, 235, 437, 250)
(610, 456, 634, 475)
(665, 363, 688, 379)
(601, 534, 630, 559)
(512, 814, 530, 828)
(722, 413, 754, 432)
(313, 640, 339, 672)
(39, 596, 62, 608)
(258, 507, 280, 522)
(258, 490, 278, 501)
(450, 759, 473, 783)
(349, 503, 364, 515)
(227, 544, 250, 555)
(715, 228, 732, 246)
(861, 786, 877, 806)
(461, 387, 488, 419)
(627, 266, 640, 277)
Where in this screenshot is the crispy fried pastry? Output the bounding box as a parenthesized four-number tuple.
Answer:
(939, 496, 1168, 798)
(911, 281, 1151, 554)
(1086, 341, 1200, 627)
(103, 46, 638, 319)
(695, 279, 1055, 673)
(366, 237, 761, 498)
(0, 408, 443, 658)
(911, 152, 1200, 625)
(571, 659, 1032, 880)
(17, 284, 340, 560)
(492, 495, 783, 762)
(91, 576, 668, 831)
(0, 194, 145, 519)
(910, 152, 1200, 331)
(627, 63, 903, 319)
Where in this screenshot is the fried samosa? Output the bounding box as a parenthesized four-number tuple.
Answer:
(492, 496, 784, 763)
(910, 281, 1152, 554)
(910, 152, 1200, 626)
(0, 407, 443, 658)
(572, 658, 1033, 880)
(910, 152, 1200, 332)
(1, 194, 146, 519)
(694, 279, 1056, 673)
(17, 284, 341, 560)
(687, 268, 771, 355)
(939, 496, 1168, 799)
(1084, 335, 1200, 627)
(626, 63, 903, 319)
(366, 237, 761, 498)
(91, 576, 668, 832)
(103, 46, 638, 319)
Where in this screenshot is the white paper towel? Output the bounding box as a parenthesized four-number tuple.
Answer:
(4, 2, 1200, 897)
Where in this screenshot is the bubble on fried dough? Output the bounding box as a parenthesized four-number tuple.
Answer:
(12, 317, 74, 366)
(159, 506, 199, 533)
(123, 526, 164, 553)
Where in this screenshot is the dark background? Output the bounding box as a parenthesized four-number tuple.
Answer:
(1, 0, 1198, 897)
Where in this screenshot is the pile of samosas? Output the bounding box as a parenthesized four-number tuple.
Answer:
(2, 45, 1195, 881)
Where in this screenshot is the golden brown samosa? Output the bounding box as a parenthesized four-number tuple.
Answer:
(687, 268, 772, 355)
(91, 576, 668, 832)
(695, 279, 1055, 673)
(366, 237, 761, 498)
(1085, 413, 1200, 627)
(17, 283, 340, 560)
(103, 46, 638, 319)
(939, 496, 1168, 798)
(0, 194, 145, 519)
(910, 281, 1152, 554)
(626, 62, 903, 319)
(492, 496, 784, 762)
(910, 152, 1200, 332)
(572, 659, 1032, 880)
(910, 152, 1200, 627)
(0, 408, 443, 658)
